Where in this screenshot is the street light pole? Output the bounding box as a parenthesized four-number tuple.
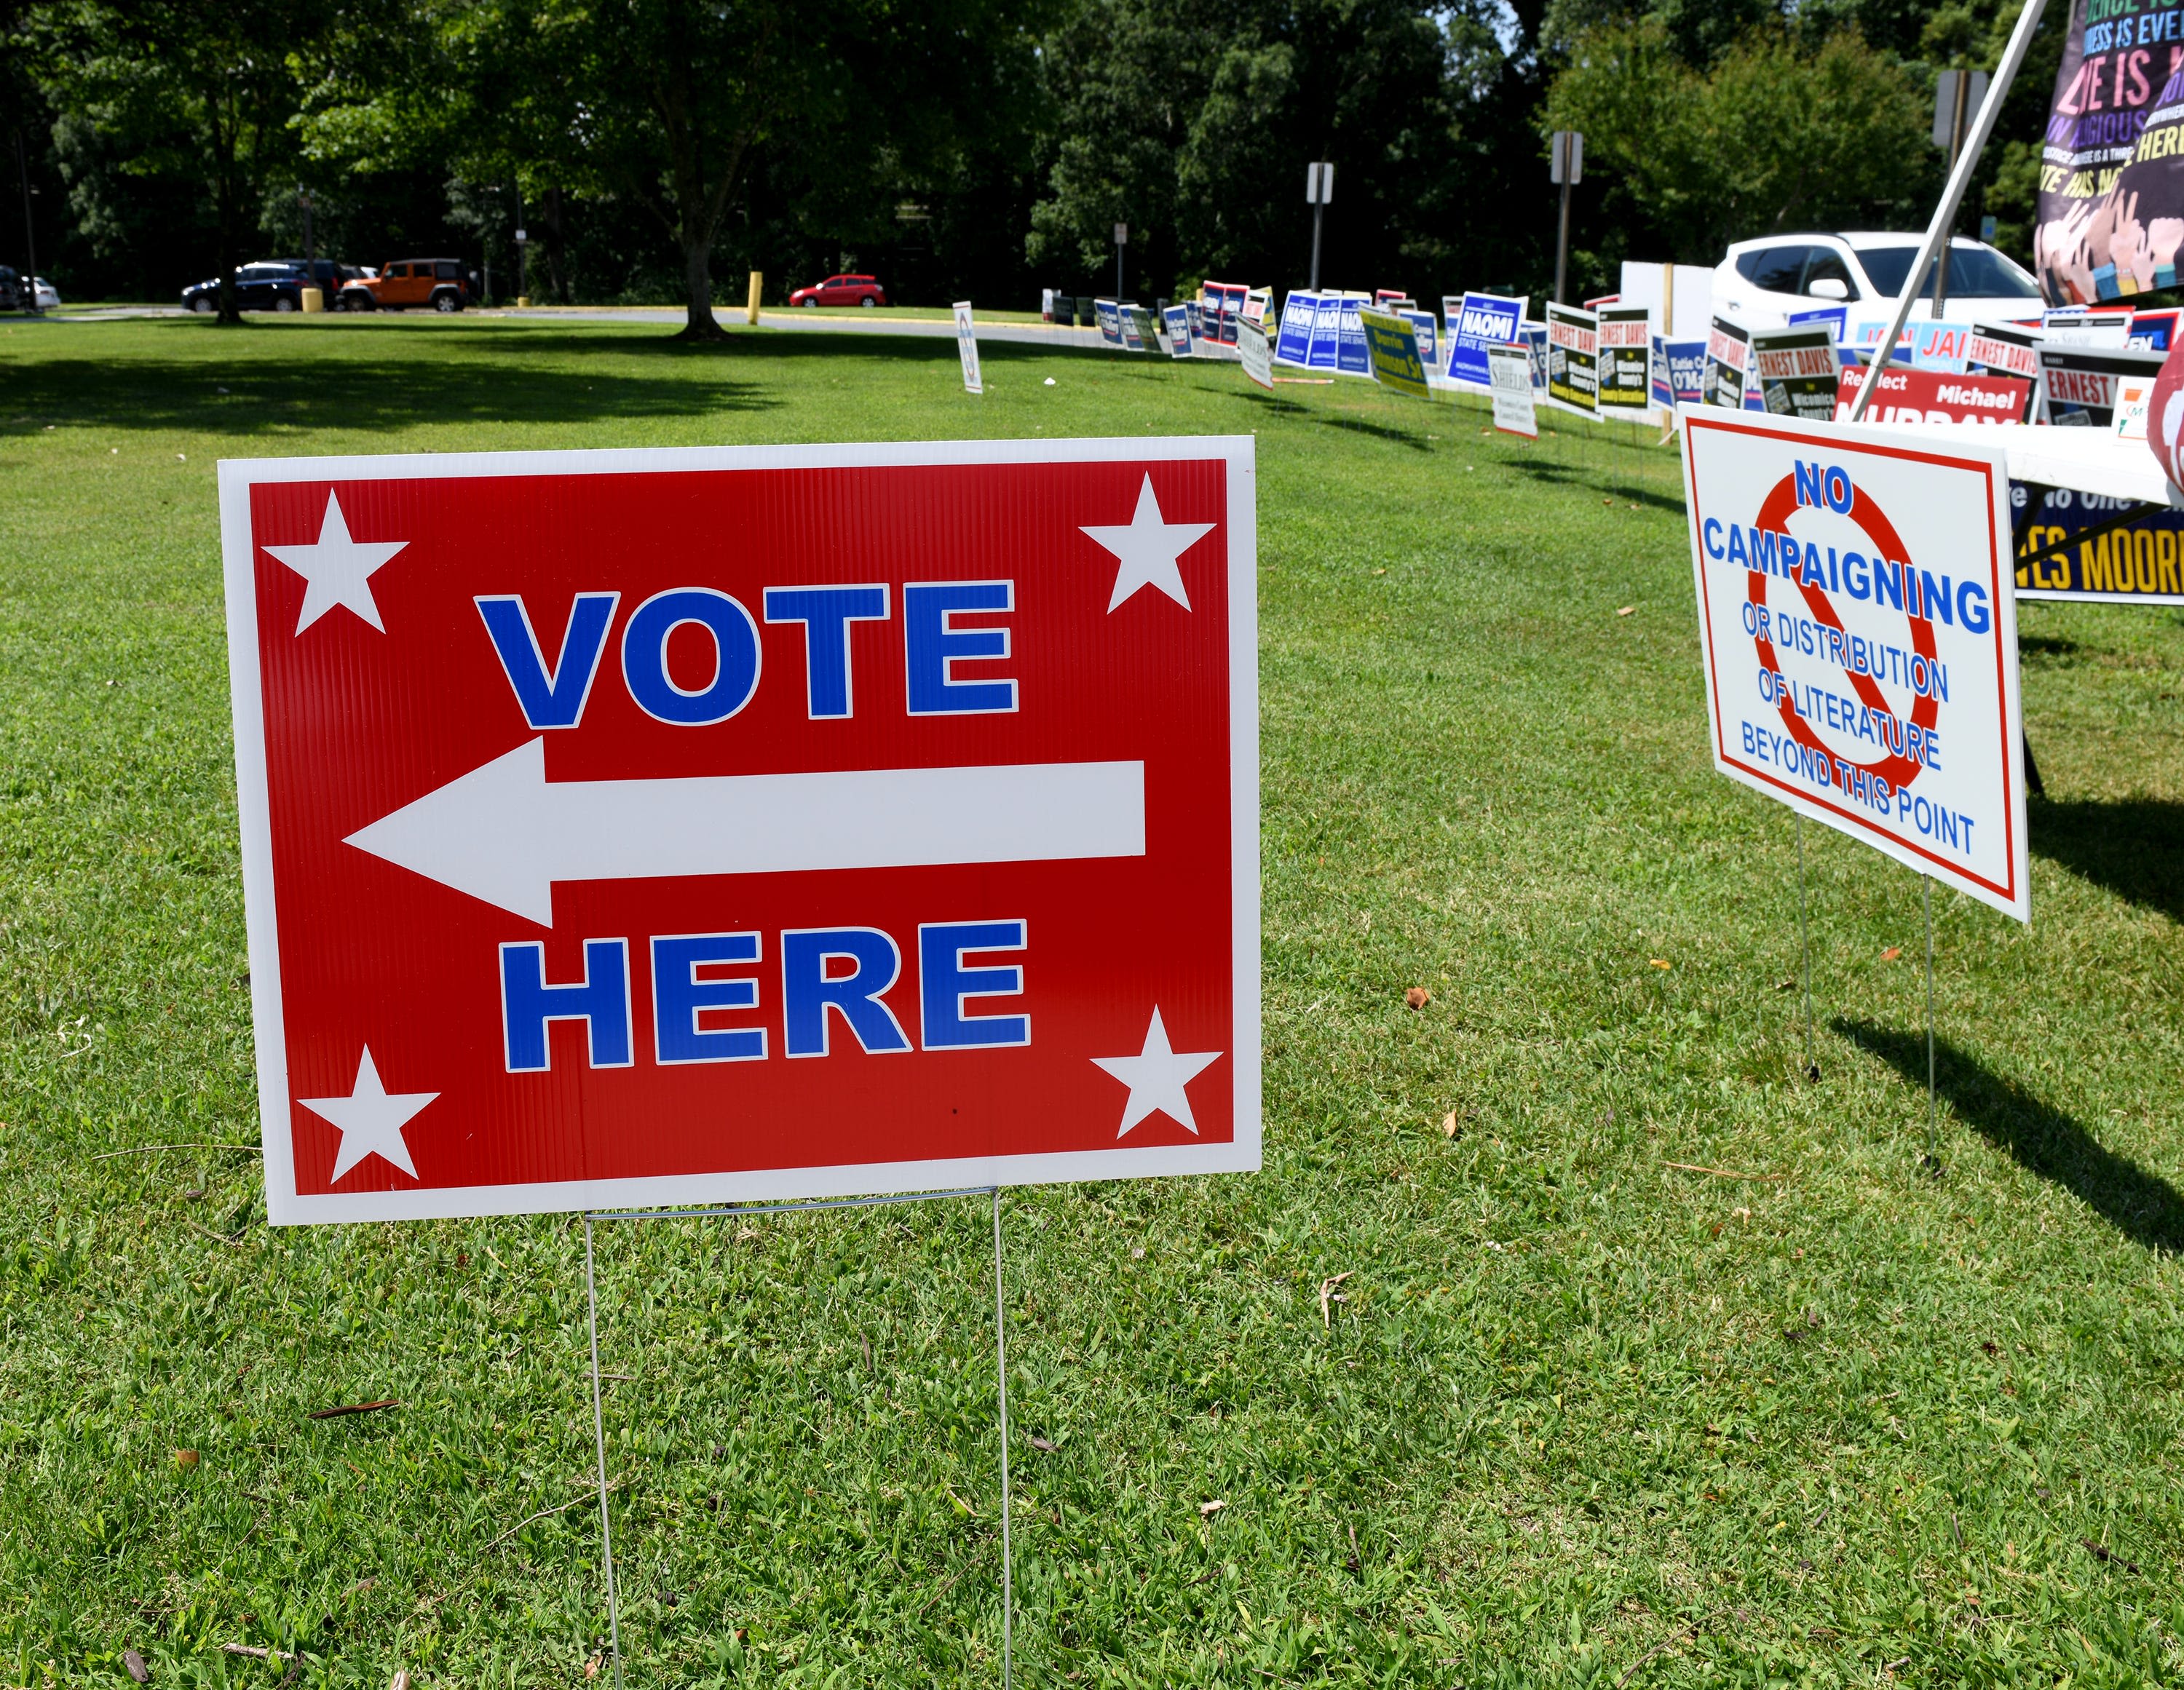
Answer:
(17, 130, 41, 316)
(1551, 131, 1583, 305)
(1305, 162, 1332, 290)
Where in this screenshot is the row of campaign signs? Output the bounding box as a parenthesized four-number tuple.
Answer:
(1091, 285, 2181, 610)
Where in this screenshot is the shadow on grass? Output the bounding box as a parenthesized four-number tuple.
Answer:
(2017, 634, 2083, 660)
(1835, 1017, 2184, 1254)
(2030, 796, 2184, 924)
(1503, 453, 1685, 514)
(2, 322, 1108, 436)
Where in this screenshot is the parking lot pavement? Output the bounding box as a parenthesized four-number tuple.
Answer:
(44, 302, 1110, 349)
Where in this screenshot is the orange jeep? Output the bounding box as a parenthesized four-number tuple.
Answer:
(338, 258, 476, 313)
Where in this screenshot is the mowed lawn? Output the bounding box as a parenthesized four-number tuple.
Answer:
(0, 317, 2179, 1689)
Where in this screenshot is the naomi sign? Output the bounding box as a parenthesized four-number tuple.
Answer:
(220, 439, 1260, 1223)
(1680, 409, 2028, 921)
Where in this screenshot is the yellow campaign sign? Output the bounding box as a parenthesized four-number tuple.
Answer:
(1358, 308, 1431, 400)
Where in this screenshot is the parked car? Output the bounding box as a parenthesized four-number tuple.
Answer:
(32, 277, 59, 310)
(181, 260, 342, 314)
(788, 273, 887, 308)
(0, 266, 21, 312)
(1712, 233, 2044, 328)
(337, 258, 477, 312)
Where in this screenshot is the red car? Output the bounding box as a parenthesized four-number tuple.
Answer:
(790, 273, 887, 308)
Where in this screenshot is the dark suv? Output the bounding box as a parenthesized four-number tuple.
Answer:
(181, 259, 352, 314)
(0, 266, 21, 312)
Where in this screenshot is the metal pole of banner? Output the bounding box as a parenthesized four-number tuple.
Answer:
(1849, 0, 2047, 420)
(1797, 814, 1816, 1081)
(583, 1216, 626, 1690)
(992, 1189, 1014, 1690)
(1923, 876, 1939, 1167)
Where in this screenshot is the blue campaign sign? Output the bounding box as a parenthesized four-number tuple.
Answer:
(1911, 321, 1974, 371)
(1305, 295, 1344, 370)
(1523, 323, 1548, 392)
(1653, 338, 1706, 408)
(1273, 293, 1315, 365)
(1335, 295, 1371, 376)
(1093, 298, 1125, 347)
(1789, 304, 1848, 343)
(1447, 291, 1527, 389)
(1401, 309, 1439, 374)
(1162, 304, 1193, 357)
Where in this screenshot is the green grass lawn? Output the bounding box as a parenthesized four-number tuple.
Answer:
(1, 315, 2179, 1689)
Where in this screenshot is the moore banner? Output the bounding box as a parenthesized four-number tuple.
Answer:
(2035, 0, 2184, 303)
(1681, 408, 2029, 921)
(2014, 484, 2184, 603)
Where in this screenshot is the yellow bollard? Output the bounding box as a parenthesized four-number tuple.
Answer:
(516, 295, 531, 309)
(747, 271, 763, 325)
(300, 287, 324, 314)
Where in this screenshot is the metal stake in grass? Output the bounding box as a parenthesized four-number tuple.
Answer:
(1923, 874, 1939, 1170)
(992, 1187, 1014, 1690)
(583, 1215, 625, 1690)
(1797, 814, 1816, 1080)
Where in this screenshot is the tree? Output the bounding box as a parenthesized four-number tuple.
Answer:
(1546, 19, 1931, 263)
(36, 0, 317, 323)
(1027, 0, 1524, 303)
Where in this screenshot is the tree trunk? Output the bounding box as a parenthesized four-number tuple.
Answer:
(215, 166, 242, 326)
(544, 184, 569, 304)
(678, 232, 724, 340)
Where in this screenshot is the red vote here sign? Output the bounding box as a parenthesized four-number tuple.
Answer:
(220, 440, 1259, 1223)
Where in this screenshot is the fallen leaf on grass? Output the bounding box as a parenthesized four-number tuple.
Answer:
(389, 1673, 409, 1690)
(1776, 976, 1796, 991)
(1199, 1499, 1225, 1516)
(123, 1651, 149, 1684)
(1441, 1110, 1461, 1139)
(1318, 1272, 1352, 1330)
(309, 1399, 399, 1420)
(1029, 1435, 1058, 1453)
(1881, 947, 1902, 961)
(1602, 496, 1613, 506)
(1617, 605, 1636, 616)
(1649, 959, 1671, 969)
(173, 1449, 198, 1469)
(585, 1654, 603, 1681)
(1404, 986, 1431, 1009)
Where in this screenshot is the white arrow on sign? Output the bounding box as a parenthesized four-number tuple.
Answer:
(344, 739, 1147, 924)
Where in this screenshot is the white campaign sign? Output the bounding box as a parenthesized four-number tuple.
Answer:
(954, 301, 983, 394)
(1681, 408, 2029, 921)
(1487, 343, 1537, 438)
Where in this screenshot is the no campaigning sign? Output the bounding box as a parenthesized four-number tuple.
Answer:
(1680, 410, 2027, 921)
(220, 439, 1260, 1223)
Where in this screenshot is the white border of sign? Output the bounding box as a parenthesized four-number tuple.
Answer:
(1679, 406, 2029, 922)
(220, 437, 1262, 1223)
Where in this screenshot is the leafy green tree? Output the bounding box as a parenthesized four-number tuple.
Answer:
(34, 0, 319, 322)
(1028, 0, 1519, 302)
(1546, 19, 1931, 263)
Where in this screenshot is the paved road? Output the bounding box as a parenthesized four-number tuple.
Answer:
(46, 303, 1109, 349)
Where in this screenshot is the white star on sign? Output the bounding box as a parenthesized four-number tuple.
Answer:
(1091, 1007, 1222, 1138)
(1082, 474, 1215, 612)
(263, 491, 408, 634)
(299, 1046, 437, 1182)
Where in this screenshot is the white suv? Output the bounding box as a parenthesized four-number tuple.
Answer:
(1712, 233, 2044, 328)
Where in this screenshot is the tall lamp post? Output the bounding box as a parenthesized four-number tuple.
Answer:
(17, 130, 41, 316)
(1305, 162, 1332, 290)
(1113, 222, 1128, 298)
(1551, 130, 1583, 304)
(1930, 70, 1988, 317)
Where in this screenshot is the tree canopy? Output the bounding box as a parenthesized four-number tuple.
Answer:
(3, 0, 2043, 316)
